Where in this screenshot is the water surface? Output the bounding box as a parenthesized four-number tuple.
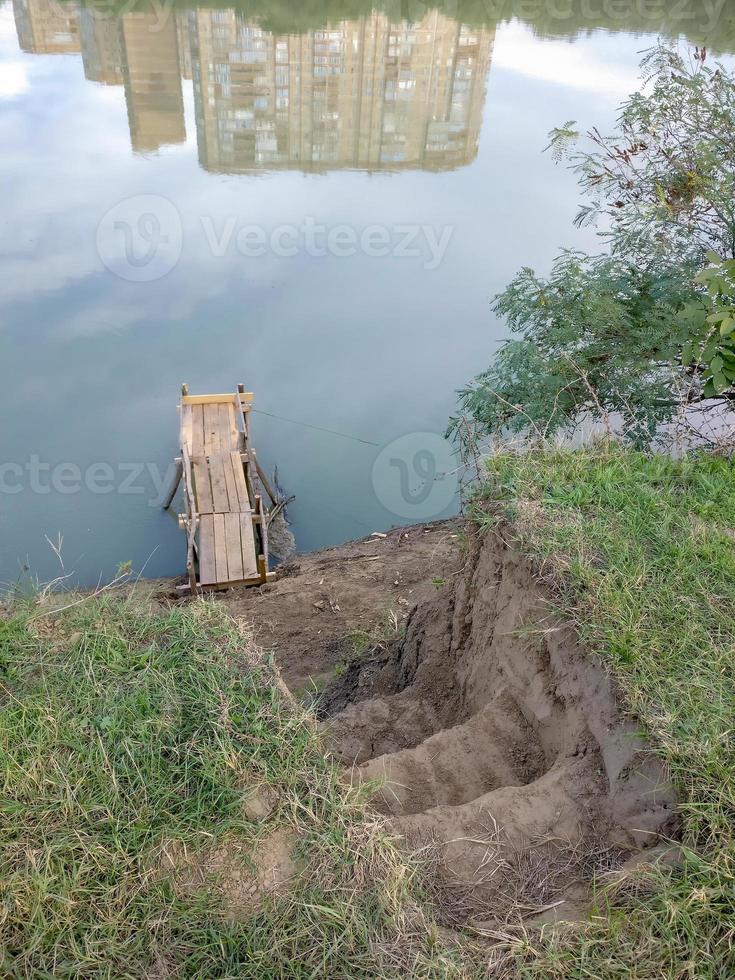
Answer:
(1, 0, 732, 587)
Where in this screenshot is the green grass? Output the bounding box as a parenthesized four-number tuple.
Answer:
(473, 445, 735, 978)
(4, 446, 735, 977)
(0, 594, 472, 978)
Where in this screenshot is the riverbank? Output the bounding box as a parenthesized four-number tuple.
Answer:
(1, 445, 733, 976)
(474, 446, 735, 976)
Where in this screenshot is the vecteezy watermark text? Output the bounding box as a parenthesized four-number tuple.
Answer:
(4, 433, 462, 523)
(200, 216, 454, 270)
(0, 457, 177, 506)
(96, 195, 455, 281)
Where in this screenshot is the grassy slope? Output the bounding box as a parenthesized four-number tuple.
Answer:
(0, 595, 471, 979)
(2, 446, 734, 978)
(476, 446, 735, 979)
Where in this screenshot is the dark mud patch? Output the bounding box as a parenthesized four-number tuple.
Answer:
(315, 647, 398, 718)
(319, 525, 680, 929)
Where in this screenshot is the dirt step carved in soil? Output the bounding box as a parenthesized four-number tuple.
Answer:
(319, 525, 679, 927)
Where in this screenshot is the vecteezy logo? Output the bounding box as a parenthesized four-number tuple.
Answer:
(96, 194, 183, 282)
(371, 432, 459, 520)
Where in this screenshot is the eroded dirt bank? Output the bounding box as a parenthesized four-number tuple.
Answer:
(217, 518, 678, 930)
(222, 520, 464, 692)
(313, 524, 679, 928)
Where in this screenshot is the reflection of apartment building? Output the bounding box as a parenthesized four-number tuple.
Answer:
(120, 12, 186, 152)
(79, 9, 123, 85)
(12, 1, 493, 172)
(176, 11, 193, 80)
(13, 0, 80, 54)
(189, 10, 494, 173)
(13, 0, 185, 152)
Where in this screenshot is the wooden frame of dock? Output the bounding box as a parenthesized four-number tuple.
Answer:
(164, 384, 277, 594)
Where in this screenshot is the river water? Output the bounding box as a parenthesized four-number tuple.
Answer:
(1, 0, 733, 588)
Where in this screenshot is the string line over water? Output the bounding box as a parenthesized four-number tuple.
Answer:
(252, 409, 380, 447)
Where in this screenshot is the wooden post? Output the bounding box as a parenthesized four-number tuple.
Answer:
(252, 451, 278, 508)
(162, 458, 183, 511)
(236, 385, 257, 509)
(181, 443, 199, 595)
(187, 545, 198, 595)
(254, 494, 269, 581)
(237, 383, 246, 450)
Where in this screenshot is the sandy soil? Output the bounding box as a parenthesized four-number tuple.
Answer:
(316, 523, 680, 929)
(221, 519, 464, 693)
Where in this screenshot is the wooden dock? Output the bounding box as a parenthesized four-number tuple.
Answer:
(164, 384, 277, 593)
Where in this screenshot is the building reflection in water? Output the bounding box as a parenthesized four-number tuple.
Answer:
(12, 0, 495, 172)
(120, 12, 186, 151)
(13, 0, 80, 55)
(79, 7, 123, 85)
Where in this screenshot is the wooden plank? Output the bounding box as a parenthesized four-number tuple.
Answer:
(222, 448, 240, 512)
(236, 387, 256, 506)
(180, 405, 193, 458)
(217, 403, 235, 453)
(191, 405, 205, 458)
(185, 572, 276, 593)
(208, 454, 230, 513)
(213, 513, 228, 583)
(203, 404, 221, 455)
(182, 393, 254, 406)
(192, 458, 214, 514)
(181, 444, 197, 523)
(224, 513, 244, 581)
(235, 386, 252, 444)
(199, 515, 216, 585)
(225, 403, 239, 451)
(217, 404, 227, 450)
(257, 493, 269, 572)
(239, 512, 258, 578)
(229, 452, 250, 511)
